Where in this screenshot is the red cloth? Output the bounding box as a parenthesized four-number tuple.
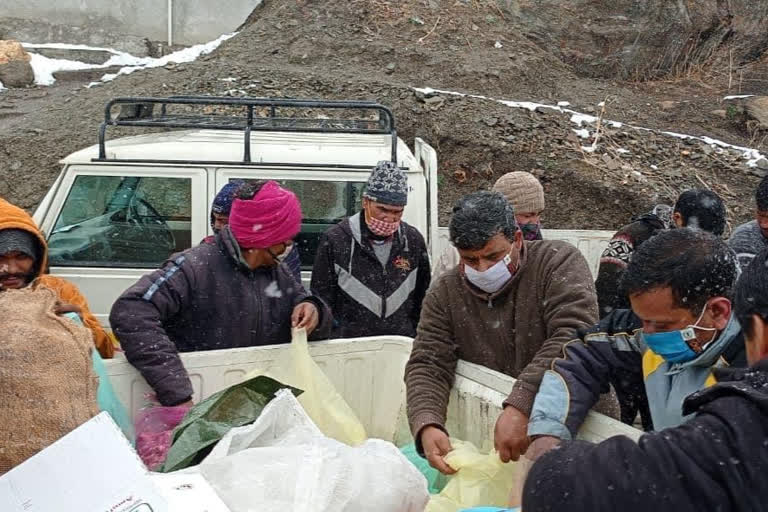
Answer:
(228, 181, 302, 249)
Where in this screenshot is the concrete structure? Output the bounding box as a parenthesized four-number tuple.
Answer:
(0, 0, 262, 46)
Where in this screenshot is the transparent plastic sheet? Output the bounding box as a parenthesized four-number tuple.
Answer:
(134, 401, 191, 470)
(426, 440, 524, 512)
(92, 349, 135, 442)
(246, 327, 367, 446)
(400, 443, 448, 494)
(182, 389, 429, 512)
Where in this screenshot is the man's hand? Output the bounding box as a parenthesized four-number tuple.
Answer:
(292, 302, 319, 334)
(420, 425, 456, 475)
(525, 435, 561, 461)
(494, 406, 530, 463)
(54, 302, 83, 320)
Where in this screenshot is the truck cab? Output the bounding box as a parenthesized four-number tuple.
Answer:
(33, 96, 439, 326)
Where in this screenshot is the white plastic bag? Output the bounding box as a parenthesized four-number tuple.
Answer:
(183, 390, 429, 512)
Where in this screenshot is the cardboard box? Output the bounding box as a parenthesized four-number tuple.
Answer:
(0, 412, 167, 512)
(0, 412, 231, 512)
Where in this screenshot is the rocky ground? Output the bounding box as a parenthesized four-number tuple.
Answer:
(1, 0, 767, 230)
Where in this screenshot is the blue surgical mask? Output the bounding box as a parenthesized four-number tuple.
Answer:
(640, 304, 718, 363)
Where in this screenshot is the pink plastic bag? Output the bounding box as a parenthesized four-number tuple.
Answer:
(134, 402, 191, 470)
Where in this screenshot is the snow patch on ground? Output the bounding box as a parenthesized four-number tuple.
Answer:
(723, 94, 755, 100)
(22, 32, 236, 87)
(573, 128, 590, 139)
(0, 80, 5, 91)
(413, 86, 767, 167)
(28, 53, 98, 86)
(93, 32, 237, 85)
(570, 113, 597, 126)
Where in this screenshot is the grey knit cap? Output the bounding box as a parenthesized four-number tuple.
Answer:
(0, 228, 38, 260)
(363, 160, 408, 206)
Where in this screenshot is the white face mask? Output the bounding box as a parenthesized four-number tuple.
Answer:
(464, 253, 514, 293)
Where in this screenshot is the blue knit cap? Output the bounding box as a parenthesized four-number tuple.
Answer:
(363, 161, 408, 206)
(210, 180, 243, 230)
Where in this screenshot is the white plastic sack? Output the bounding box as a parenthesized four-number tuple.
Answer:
(181, 390, 429, 512)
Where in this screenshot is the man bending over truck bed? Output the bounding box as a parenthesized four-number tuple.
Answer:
(110, 180, 332, 407)
(522, 228, 746, 463)
(404, 190, 604, 474)
(522, 247, 768, 512)
(0, 198, 114, 358)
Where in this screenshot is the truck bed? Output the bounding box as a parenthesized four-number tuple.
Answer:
(105, 336, 640, 448)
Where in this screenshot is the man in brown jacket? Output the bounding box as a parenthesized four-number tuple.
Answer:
(405, 190, 599, 474)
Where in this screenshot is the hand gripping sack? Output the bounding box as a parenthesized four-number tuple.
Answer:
(426, 440, 524, 512)
(246, 327, 367, 446)
(0, 287, 99, 473)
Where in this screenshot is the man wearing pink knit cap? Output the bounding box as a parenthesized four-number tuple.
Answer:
(110, 180, 332, 407)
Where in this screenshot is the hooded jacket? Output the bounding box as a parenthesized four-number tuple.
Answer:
(523, 357, 768, 512)
(0, 198, 113, 358)
(110, 225, 332, 406)
(528, 308, 747, 440)
(310, 212, 431, 338)
(594, 212, 667, 318)
(405, 240, 599, 447)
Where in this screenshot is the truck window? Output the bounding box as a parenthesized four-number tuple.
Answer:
(230, 179, 365, 268)
(48, 175, 192, 268)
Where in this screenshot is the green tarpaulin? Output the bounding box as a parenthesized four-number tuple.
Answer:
(161, 376, 301, 472)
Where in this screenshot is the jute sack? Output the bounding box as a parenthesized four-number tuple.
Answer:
(0, 286, 99, 474)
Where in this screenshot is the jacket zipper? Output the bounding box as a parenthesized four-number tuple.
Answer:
(251, 271, 260, 343)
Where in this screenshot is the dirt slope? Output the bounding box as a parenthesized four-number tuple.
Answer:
(1, 0, 766, 230)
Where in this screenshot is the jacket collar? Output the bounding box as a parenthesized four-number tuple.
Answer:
(460, 240, 528, 305)
(683, 356, 768, 416)
(216, 226, 269, 274)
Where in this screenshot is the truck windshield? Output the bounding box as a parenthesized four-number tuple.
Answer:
(48, 175, 192, 268)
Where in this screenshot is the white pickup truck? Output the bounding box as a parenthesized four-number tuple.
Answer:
(31, 95, 632, 453)
(32, 96, 613, 326)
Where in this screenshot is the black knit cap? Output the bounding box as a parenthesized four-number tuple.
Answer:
(363, 160, 408, 206)
(0, 229, 39, 260)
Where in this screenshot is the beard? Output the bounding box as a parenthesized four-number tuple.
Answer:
(0, 271, 32, 289)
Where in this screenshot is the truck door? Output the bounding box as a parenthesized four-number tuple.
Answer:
(414, 138, 439, 264)
(42, 166, 207, 327)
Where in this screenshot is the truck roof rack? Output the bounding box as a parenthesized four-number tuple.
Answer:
(95, 96, 398, 165)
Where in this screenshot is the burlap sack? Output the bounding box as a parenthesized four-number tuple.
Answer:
(0, 286, 99, 474)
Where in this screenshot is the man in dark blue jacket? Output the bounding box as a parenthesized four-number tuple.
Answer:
(111, 181, 331, 406)
(522, 247, 768, 511)
(522, 229, 745, 453)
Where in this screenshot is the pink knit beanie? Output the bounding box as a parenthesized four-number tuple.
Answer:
(228, 181, 302, 249)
